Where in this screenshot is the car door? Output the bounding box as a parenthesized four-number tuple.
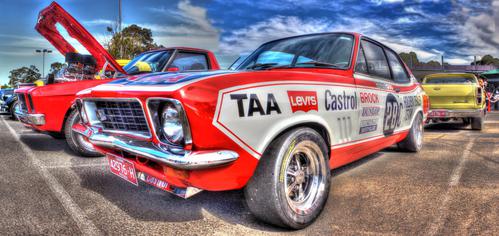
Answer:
(350, 39, 403, 156)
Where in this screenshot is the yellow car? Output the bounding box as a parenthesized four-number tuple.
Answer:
(422, 73, 486, 130)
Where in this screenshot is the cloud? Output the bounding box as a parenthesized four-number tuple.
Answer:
(452, 0, 499, 57)
(147, 0, 219, 51)
(219, 15, 443, 63)
(81, 19, 115, 26)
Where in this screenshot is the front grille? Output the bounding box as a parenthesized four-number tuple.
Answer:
(94, 100, 149, 135)
(17, 94, 28, 111)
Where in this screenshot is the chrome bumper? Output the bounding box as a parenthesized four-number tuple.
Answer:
(15, 108, 45, 125)
(428, 109, 484, 118)
(73, 125, 239, 170)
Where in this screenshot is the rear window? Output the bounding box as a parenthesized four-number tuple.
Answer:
(424, 77, 476, 84)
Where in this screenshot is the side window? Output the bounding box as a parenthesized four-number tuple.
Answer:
(386, 49, 410, 83)
(169, 52, 209, 71)
(361, 40, 391, 80)
(355, 45, 368, 74)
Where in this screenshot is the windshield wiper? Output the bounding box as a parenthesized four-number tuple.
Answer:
(246, 63, 279, 70)
(295, 61, 341, 68)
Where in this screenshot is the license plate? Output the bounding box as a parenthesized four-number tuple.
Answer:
(430, 110, 447, 117)
(107, 154, 138, 186)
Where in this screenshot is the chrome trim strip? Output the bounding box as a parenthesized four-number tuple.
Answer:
(77, 126, 238, 170)
(15, 107, 45, 126)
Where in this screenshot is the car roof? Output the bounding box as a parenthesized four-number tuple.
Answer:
(425, 73, 476, 78)
(142, 47, 212, 54)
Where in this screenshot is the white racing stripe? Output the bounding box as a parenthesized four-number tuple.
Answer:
(427, 138, 475, 236)
(1, 117, 101, 235)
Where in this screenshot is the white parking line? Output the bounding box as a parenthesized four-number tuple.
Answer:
(1, 117, 102, 235)
(43, 163, 108, 169)
(427, 138, 475, 236)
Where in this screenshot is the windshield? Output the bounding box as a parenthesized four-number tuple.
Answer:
(424, 76, 476, 84)
(2, 90, 13, 96)
(236, 33, 354, 70)
(123, 50, 173, 75)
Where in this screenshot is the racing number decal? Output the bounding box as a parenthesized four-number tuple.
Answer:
(383, 94, 402, 135)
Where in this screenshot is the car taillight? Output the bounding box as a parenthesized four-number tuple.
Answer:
(476, 87, 482, 104)
(422, 94, 430, 114)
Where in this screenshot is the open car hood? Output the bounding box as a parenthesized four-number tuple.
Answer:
(36, 2, 126, 74)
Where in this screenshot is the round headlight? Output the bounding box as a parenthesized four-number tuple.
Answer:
(160, 103, 184, 144)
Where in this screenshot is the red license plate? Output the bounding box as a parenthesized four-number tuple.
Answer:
(431, 110, 447, 117)
(107, 154, 138, 186)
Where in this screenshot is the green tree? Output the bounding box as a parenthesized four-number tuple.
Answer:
(399, 52, 420, 68)
(106, 24, 159, 59)
(50, 62, 64, 74)
(473, 55, 499, 66)
(8, 65, 41, 87)
(1, 84, 11, 89)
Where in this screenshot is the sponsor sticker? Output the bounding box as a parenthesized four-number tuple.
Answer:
(287, 91, 318, 113)
(359, 119, 378, 134)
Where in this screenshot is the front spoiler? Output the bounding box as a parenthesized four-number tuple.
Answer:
(428, 109, 484, 118)
(73, 124, 239, 170)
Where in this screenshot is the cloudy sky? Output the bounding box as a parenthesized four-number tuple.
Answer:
(0, 0, 497, 84)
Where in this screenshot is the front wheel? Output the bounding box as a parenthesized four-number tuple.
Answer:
(398, 113, 424, 152)
(244, 127, 330, 229)
(64, 109, 103, 157)
(10, 100, 19, 120)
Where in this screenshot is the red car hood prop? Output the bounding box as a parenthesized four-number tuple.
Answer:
(35, 2, 126, 74)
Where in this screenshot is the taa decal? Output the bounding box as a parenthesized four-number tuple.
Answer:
(383, 94, 402, 135)
(230, 93, 281, 117)
(325, 90, 358, 111)
(287, 91, 318, 113)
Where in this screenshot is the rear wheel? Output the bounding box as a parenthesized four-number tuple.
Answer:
(471, 116, 483, 130)
(398, 113, 424, 152)
(244, 127, 330, 229)
(64, 109, 102, 157)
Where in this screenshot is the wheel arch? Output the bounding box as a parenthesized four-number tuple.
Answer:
(259, 116, 333, 159)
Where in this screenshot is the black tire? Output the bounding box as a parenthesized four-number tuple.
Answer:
(10, 100, 19, 120)
(398, 113, 424, 152)
(244, 127, 330, 229)
(64, 109, 103, 157)
(462, 118, 471, 126)
(471, 116, 483, 130)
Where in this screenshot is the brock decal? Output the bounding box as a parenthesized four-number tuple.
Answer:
(230, 93, 281, 117)
(287, 91, 318, 113)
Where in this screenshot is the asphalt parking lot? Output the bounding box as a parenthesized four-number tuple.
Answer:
(0, 112, 497, 235)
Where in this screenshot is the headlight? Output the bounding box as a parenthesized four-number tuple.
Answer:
(148, 98, 191, 147)
(160, 103, 184, 144)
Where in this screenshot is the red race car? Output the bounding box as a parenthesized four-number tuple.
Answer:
(75, 33, 428, 228)
(15, 2, 220, 157)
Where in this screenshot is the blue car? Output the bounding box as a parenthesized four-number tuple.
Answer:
(0, 88, 18, 119)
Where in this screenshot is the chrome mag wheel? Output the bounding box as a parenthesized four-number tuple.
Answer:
(284, 140, 327, 215)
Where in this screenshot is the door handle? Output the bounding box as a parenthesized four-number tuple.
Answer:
(394, 88, 401, 93)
